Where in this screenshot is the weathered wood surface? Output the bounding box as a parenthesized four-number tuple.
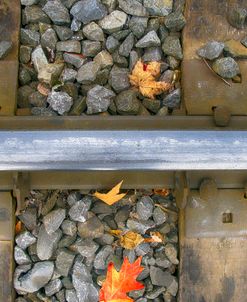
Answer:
(0, 192, 14, 302)
(183, 0, 247, 115)
(0, 0, 20, 115)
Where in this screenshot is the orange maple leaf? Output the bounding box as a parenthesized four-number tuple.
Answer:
(129, 60, 171, 99)
(94, 181, 127, 205)
(99, 257, 144, 302)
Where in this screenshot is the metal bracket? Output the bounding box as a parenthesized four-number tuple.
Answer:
(13, 172, 30, 215)
(174, 171, 189, 209)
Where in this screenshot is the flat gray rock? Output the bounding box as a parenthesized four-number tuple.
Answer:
(15, 231, 37, 250)
(212, 57, 240, 78)
(70, 238, 99, 258)
(119, 33, 135, 57)
(47, 91, 73, 115)
(78, 215, 104, 239)
(98, 10, 128, 34)
(162, 36, 183, 60)
(115, 89, 140, 115)
(14, 246, 32, 265)
(136, 196, 154, 220)
(56, 40, 81, 53)
(68, 197, 92, 222)
(86, 85, 115, 114)
(127, 218, 155, 234)
(41, 28, 58, 50)
(136, 30, 161, 48)
(150, 266, 174, 287)
(109, 66, 130, 92)
(144, 0, 173, 16)
(93, 245, 113, 270)
(45, 279, 63, 296)
(17, 261, 54, 293)
(0, 41, 12, 59)
(83, 22, 105, 41)
(55, 248, 76, 276)
(118, 0, 148, 16)
(43, 208, 66, 235)
(43, 0, 71, 25)
(76, 61, 101, 84)
(20, 29, 40, 47)
(61, 219, 77, 236)
(70, 0, 107, 24)
(197, 41, 225, 60)
(164, 11, 186, 32)
(162, 88, 181, 109)
(37, 225, 62, 260)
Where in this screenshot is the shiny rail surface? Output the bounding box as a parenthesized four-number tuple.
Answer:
(0, 130, 247, 171)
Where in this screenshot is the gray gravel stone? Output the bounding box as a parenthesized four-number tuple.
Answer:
(115, 89, 140, 115)
(61, 68, 77, 82)
(98, 10, 128, 34)
(212, 57, 240, 78)
(119, 33, 135, 57)
(37, 225, 62, 260)
(56, 248, 75, 276)
(83, 22, 105, 41)
(72, 259, 98, 302)
(165, 243, 179, 265)
(162, 36, 183, 60)
(68, 197, 92, 222)
(61, 0, 78, 8)
(137, 196, 154, 220)
(19, 45, 32, 64)
(66, 289, 79, 302)
(17, 261, 54, 293)
(31, 45, 48, 73)
(136, 30, 161, 48)
(43, 208, 66, 235)
(109, 66, 130, 92)
(142, 98, 160, 113)
(129, 16, 148, 39)
(31, 107, 58, 116)
(82, 40, 102, 57)
(71, 18, 82, 31)
(118, 0, 148, 16)
(95, 233, 114, 245)
(71, 238, 99, 257)
(18, 85, 35, 108)
(14, 246, 32, 265)
(19, 207, 37, 231)
(145, 287, 166, 299)
(19, 67, 31, 86)
(135, 243, 151, 256)
(63, 52, 86, 68)
(167, 278, 178, 296)
(45, 279, 63, 296)
(228, 6, 247, 29)
(164, 11, 186, 32)
(56, 289, 66, 302)
(43, 0, 71, 25)
(153, 207, 168, 225)
(78, 215, 104, 239)
(56, 40, 81, 53)
(21, 0, 39, 5)
(162, 88, 181, 109)
(77, 61, 101, 84)
(197, 41, 225, 60)
(47, 91, 73, 115)
(143, 46, 162, 62)
(144, 0, 173, 16)
(0, 41, 12, 59)
(86, 85, 116, 114)
(20, 29, 40, 47)
(61, 220, 77, 236)
(16, 231, 37, 250)
(94, 245, 113, 270)
(70, 0, 107, 24)
(127, 218, 155, 234)
(129, 50, 139, 71)
(129, 288, 145, 299)
(112, 51, 129, 67)
(106, 36, 120, 53)
(150, 266, 174, 287)
(41, 28, 58, 50)
(23, 6, 51, 24)
(94, 50, 113, 68)
(54, 25, 73, 41)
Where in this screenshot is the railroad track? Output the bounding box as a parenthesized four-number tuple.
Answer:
(1, 0, 247, 301)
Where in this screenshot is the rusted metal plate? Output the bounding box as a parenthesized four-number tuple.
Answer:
(179, 237, 247, 302)
(0, 0, 20, 116)
(0, 192, 14, 302)
(183, 0, 247, 115)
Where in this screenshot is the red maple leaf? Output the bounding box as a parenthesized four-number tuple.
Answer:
(99, 257, 144, 302)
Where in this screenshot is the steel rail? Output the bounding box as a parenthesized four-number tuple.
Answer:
(0, 130, 247, 171)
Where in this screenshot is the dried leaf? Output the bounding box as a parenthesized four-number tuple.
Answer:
(153, 189, 170, 197)
(94, 181, 127, 205)
(99, 257, 144, 302)
(37, 83, 50, 96)
(129, 60, 171, 99)
(15, 221, 22, 234)
(144, 231, 164, 243)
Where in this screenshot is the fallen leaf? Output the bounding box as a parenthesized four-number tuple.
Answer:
(15, 221, 22, 234)
(129, 60, 171, 99)
(99, 257, 144, 302)
(152, 188, 170, 197)
(94, 181, 127, 205)
(109, 230, 164, 249)
(37, 83, 50, 96)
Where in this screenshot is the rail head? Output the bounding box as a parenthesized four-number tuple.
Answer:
(0, 130, 247, 171)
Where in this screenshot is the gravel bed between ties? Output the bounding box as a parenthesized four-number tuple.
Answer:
(17, 0, 186, 116)
(14, 189, 179, 302)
